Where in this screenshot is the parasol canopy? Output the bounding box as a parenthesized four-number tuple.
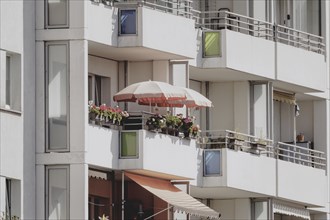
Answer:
(138, 87, 212, 108)
(113, 80, 187, 104)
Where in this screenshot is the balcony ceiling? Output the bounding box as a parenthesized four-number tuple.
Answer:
(88, 41, 189, 61)
(189, 66, 273, 82)
(114, 169, 193, 181)
(190, 66, 325, 98)
(191, 186, 268, 199)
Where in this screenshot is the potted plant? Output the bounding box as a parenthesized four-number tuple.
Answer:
(88, 101, 99, 122)
(165, 113, 182, 136)
(146, 114, 165, 132)
(180, 116, 195, 138)
(190, 124, 200, 138)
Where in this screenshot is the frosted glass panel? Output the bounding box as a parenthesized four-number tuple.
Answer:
(121, 132, 138, 157)
(254, 201, 268, 220)
(204, 32, 220, 57)
(120, 10, 136, 34)
(253, 84, 267, 138)
(48, 0, 68, 26)
(204, 150, 221, 175)
(48, 44, 68, 150)
(47, 167, 69, 220)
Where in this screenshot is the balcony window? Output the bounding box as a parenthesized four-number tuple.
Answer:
(204, 150, 221, 176)
(251, 199, 271, 220)
(46, 42, 69, 152)
(1, 53, 21, 112)
(46, 166, 70, 220)
(88, 74, 111, 106)
(250, 82, 271, 139)
(119, 9, 137, 35)
(46, 0, 69, 28)
(203, 32, 221, 57)
(120, 131, 138, 158)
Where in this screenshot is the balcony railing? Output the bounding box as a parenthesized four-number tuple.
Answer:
(115, 0, 193, 18)
(194, 10, 325, 55)
(89, 106, 327, 170)
(197, 130, 275, 157)
(197, 130, 327, 170)
(277, 142, 327, 170)
(276, 25, 325, 54)
(195, 10, 274, 41)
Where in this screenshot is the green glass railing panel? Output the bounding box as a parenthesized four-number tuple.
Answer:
(204, 32, 221, 57)
(121, 132, 138, 157)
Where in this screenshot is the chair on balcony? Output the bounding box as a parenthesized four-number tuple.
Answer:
(211, 8, 239, 31)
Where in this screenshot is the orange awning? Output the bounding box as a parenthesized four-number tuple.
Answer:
(125, 172, 221, 219)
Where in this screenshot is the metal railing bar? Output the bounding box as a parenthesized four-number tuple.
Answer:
(277, 24, 324, 40)
(278, 142, 326, 155)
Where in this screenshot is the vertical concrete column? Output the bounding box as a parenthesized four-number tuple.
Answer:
(70, 40, 88, 152)
(35, 41, 45, 154)
(35, 165, 45, 219)
(70, 163, 88, 220)
(0, 177, 5, 214)
(234, 199, 251, 220)
(0, 51, 5, 107)
(152, 60, 169, 83)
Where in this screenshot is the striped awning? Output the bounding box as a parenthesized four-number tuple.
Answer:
(273, 91, 296, 105)
(125, 172, 221, 219)
(273, 201, 310, 220)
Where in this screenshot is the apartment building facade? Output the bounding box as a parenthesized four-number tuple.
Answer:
(0, 0, 329, 219)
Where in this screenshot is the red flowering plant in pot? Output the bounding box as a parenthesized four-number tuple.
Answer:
(111, 106, 129, 125)
(179, 115, 195, 138)
(88, 101, 129, 126)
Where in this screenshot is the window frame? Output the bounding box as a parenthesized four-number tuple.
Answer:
(45, 165, 70, 220)
(119, 131, 139, 158)
(0, 52, 22, 113)
(88, 73, 111, 106)
(203, 149, 222, 176)
(203, 31, 221, 58)
(5, 56, 11, 106)
(45, 41, 70, 152)
(45, 0, 70, 29)
(5, 179, 12, 219)
(251, 198, 273, 220)
(119, 9, 138, 36)
(250, 81, 272, 139)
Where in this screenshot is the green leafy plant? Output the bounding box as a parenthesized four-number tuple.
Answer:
(165, 112, 182, 129)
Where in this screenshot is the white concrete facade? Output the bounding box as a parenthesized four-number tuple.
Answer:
(0, 0, 329, 219)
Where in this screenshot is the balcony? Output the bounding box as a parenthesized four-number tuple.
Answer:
(86, 106, 327, 205)
(87, 110, 200, 180)
(118, 129, 199, 180)
(276, 142, 327, 207)
(194, 130, 277, 198)
(87, 0, 196, 60)
(192, 10, 326, 92)
(193, 130, 327, 206)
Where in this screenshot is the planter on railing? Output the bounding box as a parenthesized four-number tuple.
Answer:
(145, 112, 200, 139)
(88, 102, 129, 128)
